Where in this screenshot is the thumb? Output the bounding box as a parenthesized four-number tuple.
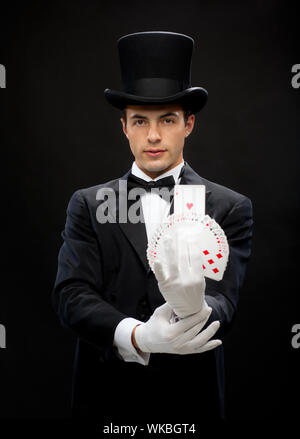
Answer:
(154, 302, 173, 321)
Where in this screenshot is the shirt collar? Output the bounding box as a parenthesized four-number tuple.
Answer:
(131, 160, 185, 184)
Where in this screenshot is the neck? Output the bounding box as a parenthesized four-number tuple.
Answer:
(135, 157, 183, 179)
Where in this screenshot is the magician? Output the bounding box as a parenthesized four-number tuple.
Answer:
(52, 31, 253, 423)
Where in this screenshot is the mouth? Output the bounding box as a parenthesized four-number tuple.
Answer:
(144, 149, 166, 157)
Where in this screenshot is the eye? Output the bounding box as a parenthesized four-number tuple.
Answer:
(163, 118, 174, 124)
(135, 119, 145, 126)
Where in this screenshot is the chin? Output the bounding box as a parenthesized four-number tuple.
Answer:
(143, 161, 169, 173)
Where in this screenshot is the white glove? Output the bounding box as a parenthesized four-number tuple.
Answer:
(134, 302, 221, 355)
(153, 229, 209, 318)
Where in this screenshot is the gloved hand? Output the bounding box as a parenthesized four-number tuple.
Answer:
(153, 228, 209, 318)
(134, 302, 221, 354)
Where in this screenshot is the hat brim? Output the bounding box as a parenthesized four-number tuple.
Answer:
(104, 87, 208, 114)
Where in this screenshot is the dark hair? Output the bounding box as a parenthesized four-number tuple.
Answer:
(121, 107, 193, 126)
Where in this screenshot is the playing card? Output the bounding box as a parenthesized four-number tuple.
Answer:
(194, 216, 228, 281)
(147, 213, 229, 281)
(174, 185, 206, 216)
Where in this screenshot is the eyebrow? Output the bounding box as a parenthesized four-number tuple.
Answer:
(129, 112, 179, 120)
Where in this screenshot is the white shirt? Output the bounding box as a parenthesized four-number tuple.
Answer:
(113, 160, 185, 365)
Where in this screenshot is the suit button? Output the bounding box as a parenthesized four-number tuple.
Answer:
(141, 300, 147, 307)
(140, 313, 146, 320)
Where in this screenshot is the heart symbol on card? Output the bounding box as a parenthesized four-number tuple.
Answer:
(186, 203, 193, 210)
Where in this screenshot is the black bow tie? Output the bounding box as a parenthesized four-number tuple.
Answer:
(127, 173, 175, 192)
(127, 164, 185, 192)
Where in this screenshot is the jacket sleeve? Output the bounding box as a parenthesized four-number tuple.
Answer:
(204, 196, 254, 337)
(51, 189, 128, 351)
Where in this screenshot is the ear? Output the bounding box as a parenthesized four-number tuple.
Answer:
(120, 117, 128, 138)
(185, 114, 195, 138)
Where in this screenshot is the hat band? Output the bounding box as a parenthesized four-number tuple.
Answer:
(123, 77, 190, 97)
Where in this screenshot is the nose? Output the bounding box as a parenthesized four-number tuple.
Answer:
(147, 123, 161, 144)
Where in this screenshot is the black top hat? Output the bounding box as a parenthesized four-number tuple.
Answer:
(104, 31, 208, 113)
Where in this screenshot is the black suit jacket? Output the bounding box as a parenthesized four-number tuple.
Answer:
(52, 162, 253, 423)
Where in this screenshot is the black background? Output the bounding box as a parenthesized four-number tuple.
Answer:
(0, 0, 299, 427)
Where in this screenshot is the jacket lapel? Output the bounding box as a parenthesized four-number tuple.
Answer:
(116, 170, 149, 271)
(116, 162, 212, 272)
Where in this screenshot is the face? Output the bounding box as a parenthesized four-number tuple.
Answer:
(120, 104, 195, 178)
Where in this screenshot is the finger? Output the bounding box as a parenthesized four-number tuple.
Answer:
(182, 306, 212, 330)
(174, 318, 210, 347)
(177, 233, 191, 273)
(192, 339, 222, 354)
(184, 320, 220, 350)
(160, 234, 178, 275)
(196, 302, 211, 320)
(186, 238, 206, 277)
(154, 301, 173, 320)
(184, 231, 197, 268)
(153, 260, 167, 283)
(173, 306, 212, 335)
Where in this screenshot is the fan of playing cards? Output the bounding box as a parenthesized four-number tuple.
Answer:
(147, 212, 229, 281)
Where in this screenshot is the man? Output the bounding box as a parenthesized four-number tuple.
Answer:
(52, 31, 253, 424)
